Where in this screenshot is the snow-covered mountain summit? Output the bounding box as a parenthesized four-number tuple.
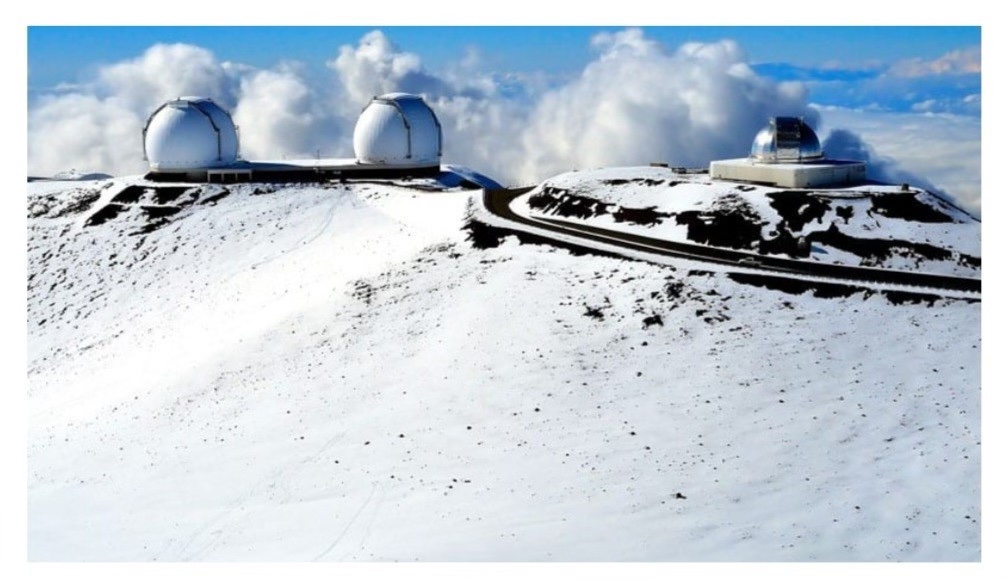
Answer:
(513, 166, 980, 278)
(27, 167, 980, 561)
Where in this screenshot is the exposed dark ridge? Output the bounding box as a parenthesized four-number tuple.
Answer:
(84, 204, 126, 227)
(528, 186, 674, 227)
(806, 223, 953, 265)
(111, 186, 145, 204)
(959, 254, 981, 268)
(675, 195, 765, 250)
(869, 193, 955, 223)
(463, 218, 508, 249)
(729, 272, 976, 305)
(766, 190, 832, 231)
(199, 190, 231, 205)
(536, 187, 977, 271)
(611, 206, 670, 227)
(463, 218, 625, 260)
(153, 187, 194, 205)
(728, 272, 867, 299)
(600, 177, 667, 187)
(114, 185, 199, 206)
(883, 290, 942, 306)
(140, 205, 182, 219)
(759, 228, 810, 259)
(527, 187, 612, 219)
(135, 207, 190, 235)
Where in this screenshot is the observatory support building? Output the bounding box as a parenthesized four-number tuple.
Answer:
(710, 117, 866, 188)
(142, 92, 443, 182)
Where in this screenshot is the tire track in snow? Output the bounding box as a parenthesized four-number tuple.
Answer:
(247, 192, 345, 271)
(164, 428, 351, 560)
(312, 481, 385, 561)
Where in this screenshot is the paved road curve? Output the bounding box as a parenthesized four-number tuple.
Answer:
(482, 188, 981, 295)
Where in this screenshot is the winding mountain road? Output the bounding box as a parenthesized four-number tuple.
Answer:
(481, 187, 981, 296)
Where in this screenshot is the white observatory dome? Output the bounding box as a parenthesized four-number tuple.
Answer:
(750, 117, 823, 164)
(144, 97, 239, 171)
(353, 93, 442, 167)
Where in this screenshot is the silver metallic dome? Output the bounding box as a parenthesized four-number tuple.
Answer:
(750, 117, 823, 163)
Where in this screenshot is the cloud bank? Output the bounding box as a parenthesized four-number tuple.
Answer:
(27, 29, 980, 214)
(888, 46, 981, 78)
(817, 106, 981, 215)
(755, 46, 982, 117)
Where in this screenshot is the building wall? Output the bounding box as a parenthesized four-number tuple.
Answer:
(710, 159, 867, 188)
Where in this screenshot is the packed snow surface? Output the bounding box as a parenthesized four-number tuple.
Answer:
(27, 170, 980, 561)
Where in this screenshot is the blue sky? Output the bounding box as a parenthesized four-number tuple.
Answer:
(28, 26, 978, 71)
(29, 26, 979, 102)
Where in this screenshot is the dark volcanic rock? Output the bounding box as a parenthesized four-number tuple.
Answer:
(766, 190, 832, 231)
(463, 219, 508, 249)
(759, 228, 810, 259)
(151, 187, 194, 205)
(612, 206, 669, 227)
(84, 204, 126, 227)
(806, 223, 953, 266)
(528, 186, 671, 227)
(140, 205, 183, 219)
(111, 186, 145, 204)
(528, 187, 611, 219)
(869, 193, 955, 223)
(675, 195, 765, 250)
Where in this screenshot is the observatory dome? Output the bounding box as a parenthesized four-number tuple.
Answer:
(144, 97, 239, 171)
(750, 117, 823, 164)
(353, 93, 442, 167)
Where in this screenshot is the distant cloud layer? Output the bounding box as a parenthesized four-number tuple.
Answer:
(888, 46, 981, 78)
(27, 29, 981, 214)
(817, 106, 981, 215)
(754, 46, 981, 117)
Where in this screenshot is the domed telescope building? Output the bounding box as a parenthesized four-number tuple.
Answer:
(353, 93, 442, 170)
(710, 117, 866, 188)
(144, 97, 240, 177)
(142, 92, 445, 182)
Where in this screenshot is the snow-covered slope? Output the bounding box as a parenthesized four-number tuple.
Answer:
(515, 166, 980, 278)
(27, 171, 980, 562)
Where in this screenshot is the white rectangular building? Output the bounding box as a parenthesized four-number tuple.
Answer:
(709, 158, 867, 188)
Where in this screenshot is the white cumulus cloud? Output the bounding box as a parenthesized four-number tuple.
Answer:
(28, 93, 146, 178)
(515, 30, 816, 182)
(96, 43, 240, 112)
(26, 29, 980, 216)
(328, 29, 819, 185)
(233, 63, 346, 160)
(327, 30, 452, 116)
(28, 43, 241, 178)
